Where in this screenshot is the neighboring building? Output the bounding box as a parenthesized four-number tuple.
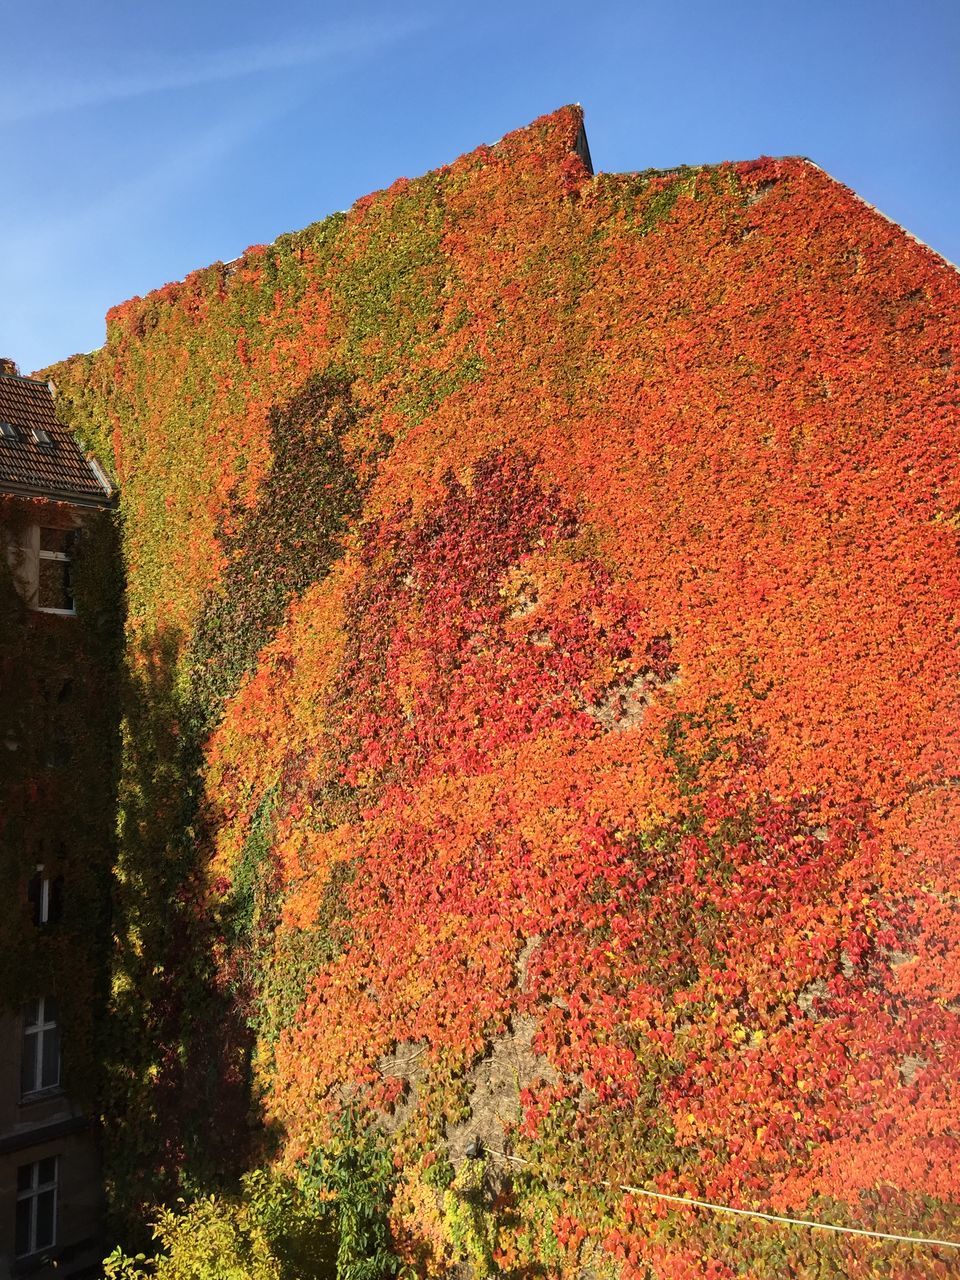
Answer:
(0, 359, 114, 1278)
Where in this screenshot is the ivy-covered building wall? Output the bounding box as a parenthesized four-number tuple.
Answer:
(45, 106, 960, 1276)
(0, 482, 119, 1273)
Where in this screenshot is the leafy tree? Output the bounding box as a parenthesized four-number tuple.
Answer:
(103, 1170, 337, 1280)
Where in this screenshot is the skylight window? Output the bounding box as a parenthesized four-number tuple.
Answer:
(31, 426, 55, 448)
(0, 420, 17, 441)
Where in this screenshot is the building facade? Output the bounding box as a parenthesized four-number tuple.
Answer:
(0, 360, 115, 1278)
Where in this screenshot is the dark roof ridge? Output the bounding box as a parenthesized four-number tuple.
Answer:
(0, 369, 53, 385)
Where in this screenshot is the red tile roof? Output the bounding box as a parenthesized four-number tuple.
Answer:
(0, 372, 113, 505)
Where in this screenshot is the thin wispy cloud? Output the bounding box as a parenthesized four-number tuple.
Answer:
(5, 98, 285, 261)
(0, 77, 309, 367)
(0, 89, 295, 364)
(0, 15, 426, 125)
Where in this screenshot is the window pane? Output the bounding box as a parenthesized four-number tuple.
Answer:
(17, 1163, 34, 1193)
(38, 1157, 57, 1185)
(35, 1185, 56, 1248)
(44, 996, 59, 1022)
(40, 1024, 61, 1089)
(21, 1032, 38, 1094)
(15, 1196, 32, 1256)
(40, 527, 74, 555)
(29, 872, 43, 925)
(23, 998, 40, 1028)
(38, 558, 72, 610)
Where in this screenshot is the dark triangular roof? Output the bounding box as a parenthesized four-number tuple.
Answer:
(0, 372, 113, 506)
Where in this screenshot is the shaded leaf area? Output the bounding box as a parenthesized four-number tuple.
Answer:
(102, 374, 386, 1246)
(189, 371, 383, 727)
(104, 624, 258, 1246)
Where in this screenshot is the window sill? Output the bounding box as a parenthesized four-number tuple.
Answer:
(32, 606, 76, 617)
(19, 1086, 64, 1106)
(13, 1248, 58, 1275)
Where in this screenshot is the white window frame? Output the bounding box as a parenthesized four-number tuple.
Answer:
(21, 996, 61, 1096)
(30, 859, 64, 925)
(36, 527, 76, 617)
(15, 1156, 58, 1257)
(34, 865, 51, 924)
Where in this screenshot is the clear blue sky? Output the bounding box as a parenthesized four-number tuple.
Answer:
(2, 0, 957, 374)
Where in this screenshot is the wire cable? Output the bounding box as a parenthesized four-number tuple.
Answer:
(484, 1147, 960, 1252)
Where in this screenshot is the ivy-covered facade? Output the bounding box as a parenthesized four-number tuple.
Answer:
(11, 107, 960, 1276)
